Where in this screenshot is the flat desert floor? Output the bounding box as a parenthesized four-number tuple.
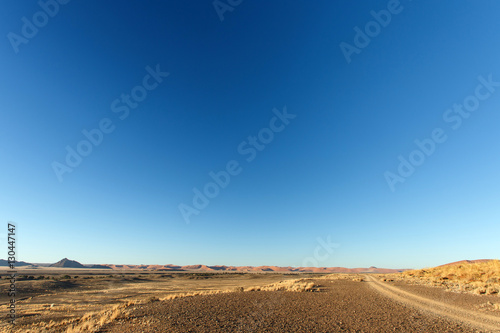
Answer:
(1, 269, 500, 332)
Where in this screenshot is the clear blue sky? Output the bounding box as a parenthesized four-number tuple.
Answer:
(1, 1, 499, 269)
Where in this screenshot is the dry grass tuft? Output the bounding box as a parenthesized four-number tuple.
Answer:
(159, 288, 236, 301)
(65, 303, 129, 332)
(319, 274, 365, 282)
(245, 279, 318, 292)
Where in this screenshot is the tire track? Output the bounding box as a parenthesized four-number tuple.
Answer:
(365, 275, 500, 332)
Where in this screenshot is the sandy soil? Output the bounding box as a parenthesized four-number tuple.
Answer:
(2, 272, 499, 332)
(101, 276, 500, 332)
(0, 271, 308, 332)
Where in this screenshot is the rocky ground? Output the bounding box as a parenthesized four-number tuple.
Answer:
(101, 277, 499, 332)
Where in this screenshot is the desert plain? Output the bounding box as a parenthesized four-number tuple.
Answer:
(1, 260, 500, 332)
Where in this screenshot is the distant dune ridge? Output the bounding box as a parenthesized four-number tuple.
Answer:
(99, 264, 408, 273)
(437, 259, 492, 267)
(3, 258, 495, 273)
(0, 257, 408, 273)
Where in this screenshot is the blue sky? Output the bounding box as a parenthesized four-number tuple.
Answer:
(1, 0, 499, 269)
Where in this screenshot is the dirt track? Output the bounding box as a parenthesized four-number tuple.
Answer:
(365, 275, 500, 332)
(102, 276, 500, 332)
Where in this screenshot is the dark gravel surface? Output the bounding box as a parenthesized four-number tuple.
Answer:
(102, 279, 485, 332)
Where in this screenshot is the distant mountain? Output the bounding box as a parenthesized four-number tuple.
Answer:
(49, 258, 85, 268)
(2, 258, 409, 273)
(0, 259, 36, 267)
